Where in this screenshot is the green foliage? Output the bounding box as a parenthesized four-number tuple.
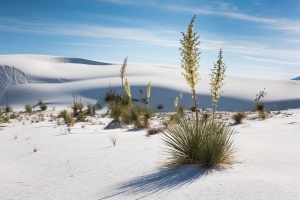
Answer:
(210, 49, 226, 122)
(5, 105, 13, 113)
(142, 107, 155, 129)
(232, 112, 246, 124)
(109, 101, 126, 121)
(157, 104, 164, 110)
(180, 15, 201, 124)
(25, 104, 33, 114)
(123, 106, 142, 128)
(86, 102, 100, 115)
(71, 95, 84, 116)
(201, 112, 211, 121)
(77, 112, 86, 122)
(39, 103, 47, 111)
(254, 102, 265, 112)
(163, 119, 236, 168)
(58, 110, 75, 126)
(147, 127, 165, 136)
(253, 102, 267, 120)
(10, 113, 18, 119)
(177, 104, 186, 118)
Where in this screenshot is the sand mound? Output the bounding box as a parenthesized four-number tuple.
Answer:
(49, 57, 112, 65)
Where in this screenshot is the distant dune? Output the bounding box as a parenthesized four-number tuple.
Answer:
(0, 54, 299, 111)
(292, 76, 300, 81)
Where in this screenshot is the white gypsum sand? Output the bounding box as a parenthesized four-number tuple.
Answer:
(0, 54, 300, 199)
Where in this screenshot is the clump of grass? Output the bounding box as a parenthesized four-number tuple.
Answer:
(109, 135, 118, 146)
(58, 110, 76, 126)
(123, 106, 142, 128)
(5, 105, 13, 113)
(38, 100, 47, 111)
(76, 112, 86, 122)
(147, 127, 165, 136)
(201, 112, 210, 121)
(177, 104, 186, 118)
(163, 119, 236, 168)
(25, 104, 33, 115)
(157, 104, 164, 110)
(142, 107, 155, 129)
(253, 103, 267, 120)
(232, 112, 246, 124)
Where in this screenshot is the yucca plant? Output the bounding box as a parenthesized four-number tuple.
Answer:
(25, 104, 32, 115)
(106, 101, 128, 129)
(180, 15, 201, 128)
(232, 112, 246, 124)
(142, 107, 155, 129)
(120, 56, 128, 93)
(210, 49, 226, 122)
(39, 103, 47, 111)
(5, 105, 13, 113)
(86, 103, 97, 115)
(147, 81, 151, 108)
(163, 119, 236, 168)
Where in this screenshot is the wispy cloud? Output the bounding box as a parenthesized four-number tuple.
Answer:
(0, 18, 179, 47)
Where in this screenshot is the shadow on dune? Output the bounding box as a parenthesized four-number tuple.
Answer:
(99, 165, 211, 199)
(52, 57, 113, 66)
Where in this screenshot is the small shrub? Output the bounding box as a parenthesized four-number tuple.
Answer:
(10, 113, 18, 119)
(147, 127, 165, 136)
(38, 99, 44, 106)
(77, 112, 86, 122)
(123, 106, 142, 128)
(177, 104, 186, 118)
(105, 88, 122, 103)
(201, 112, 210, 121)
(3, 115, 10, 123)
(157, 104, 164, 110)
(40, 103, 47, 111)
(109, 135, 118, 146)
(190, 106, 196, 112)
(163, 119, 236, 168)
(253, 102, 265, 112)
(232, 112, 246, 124)
(5, 105, 13, 113)
(258, 111, 267, 120)
(25, 104, 32, 114)
(58, 110, 75, 126)
(142, 107, 155, 129)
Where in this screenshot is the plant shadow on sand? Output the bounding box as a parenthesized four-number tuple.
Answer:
(99, 165, 214, 199)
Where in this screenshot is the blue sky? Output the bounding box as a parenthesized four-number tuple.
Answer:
(0, 0, 300, 79)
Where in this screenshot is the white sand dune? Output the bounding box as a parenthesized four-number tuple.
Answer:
(1, 54, 300, 199)
(1, 54, 299, 111)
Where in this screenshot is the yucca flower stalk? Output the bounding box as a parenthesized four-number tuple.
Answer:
(179, 90, 183, 99)
(120, 57, 128, 93)
(174, 96, 178, 108)
(210, 49, 226, 122)
(180, 15, 201, 128)
(124, 78, 132, 107)
(147, 81, 151, 108)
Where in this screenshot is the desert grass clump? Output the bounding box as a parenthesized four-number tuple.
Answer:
(124, 106, 142, 128)
(77, 112, 87, 122)
(39, 103, 47, 111)
(25, 104, 33, 115)
(109, 135, 118, 146)
(147, 127, 165, 136)
(142, 107, 155, 129)
(86, 102, 100, 115)
(253, 102, 267, 120)
(201, 112, 210, 121)
(5, 105, 13, 113)
(157, 104, 164, 110)
(232, 112, 247, 124)
(58, 110, 76, 126)
(163, 119, 236, 168)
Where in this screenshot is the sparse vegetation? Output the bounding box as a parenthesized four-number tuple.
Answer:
(25, 104, 33, 115)
(147, 127, 165, 136)
(163, 119, 236, 168)
(232, 112, 246, 124)
(142, 107, 155, 129)
(109, 135, 118, 146)
(5, 105, 13, 113)
(157, 104, 163, 110)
